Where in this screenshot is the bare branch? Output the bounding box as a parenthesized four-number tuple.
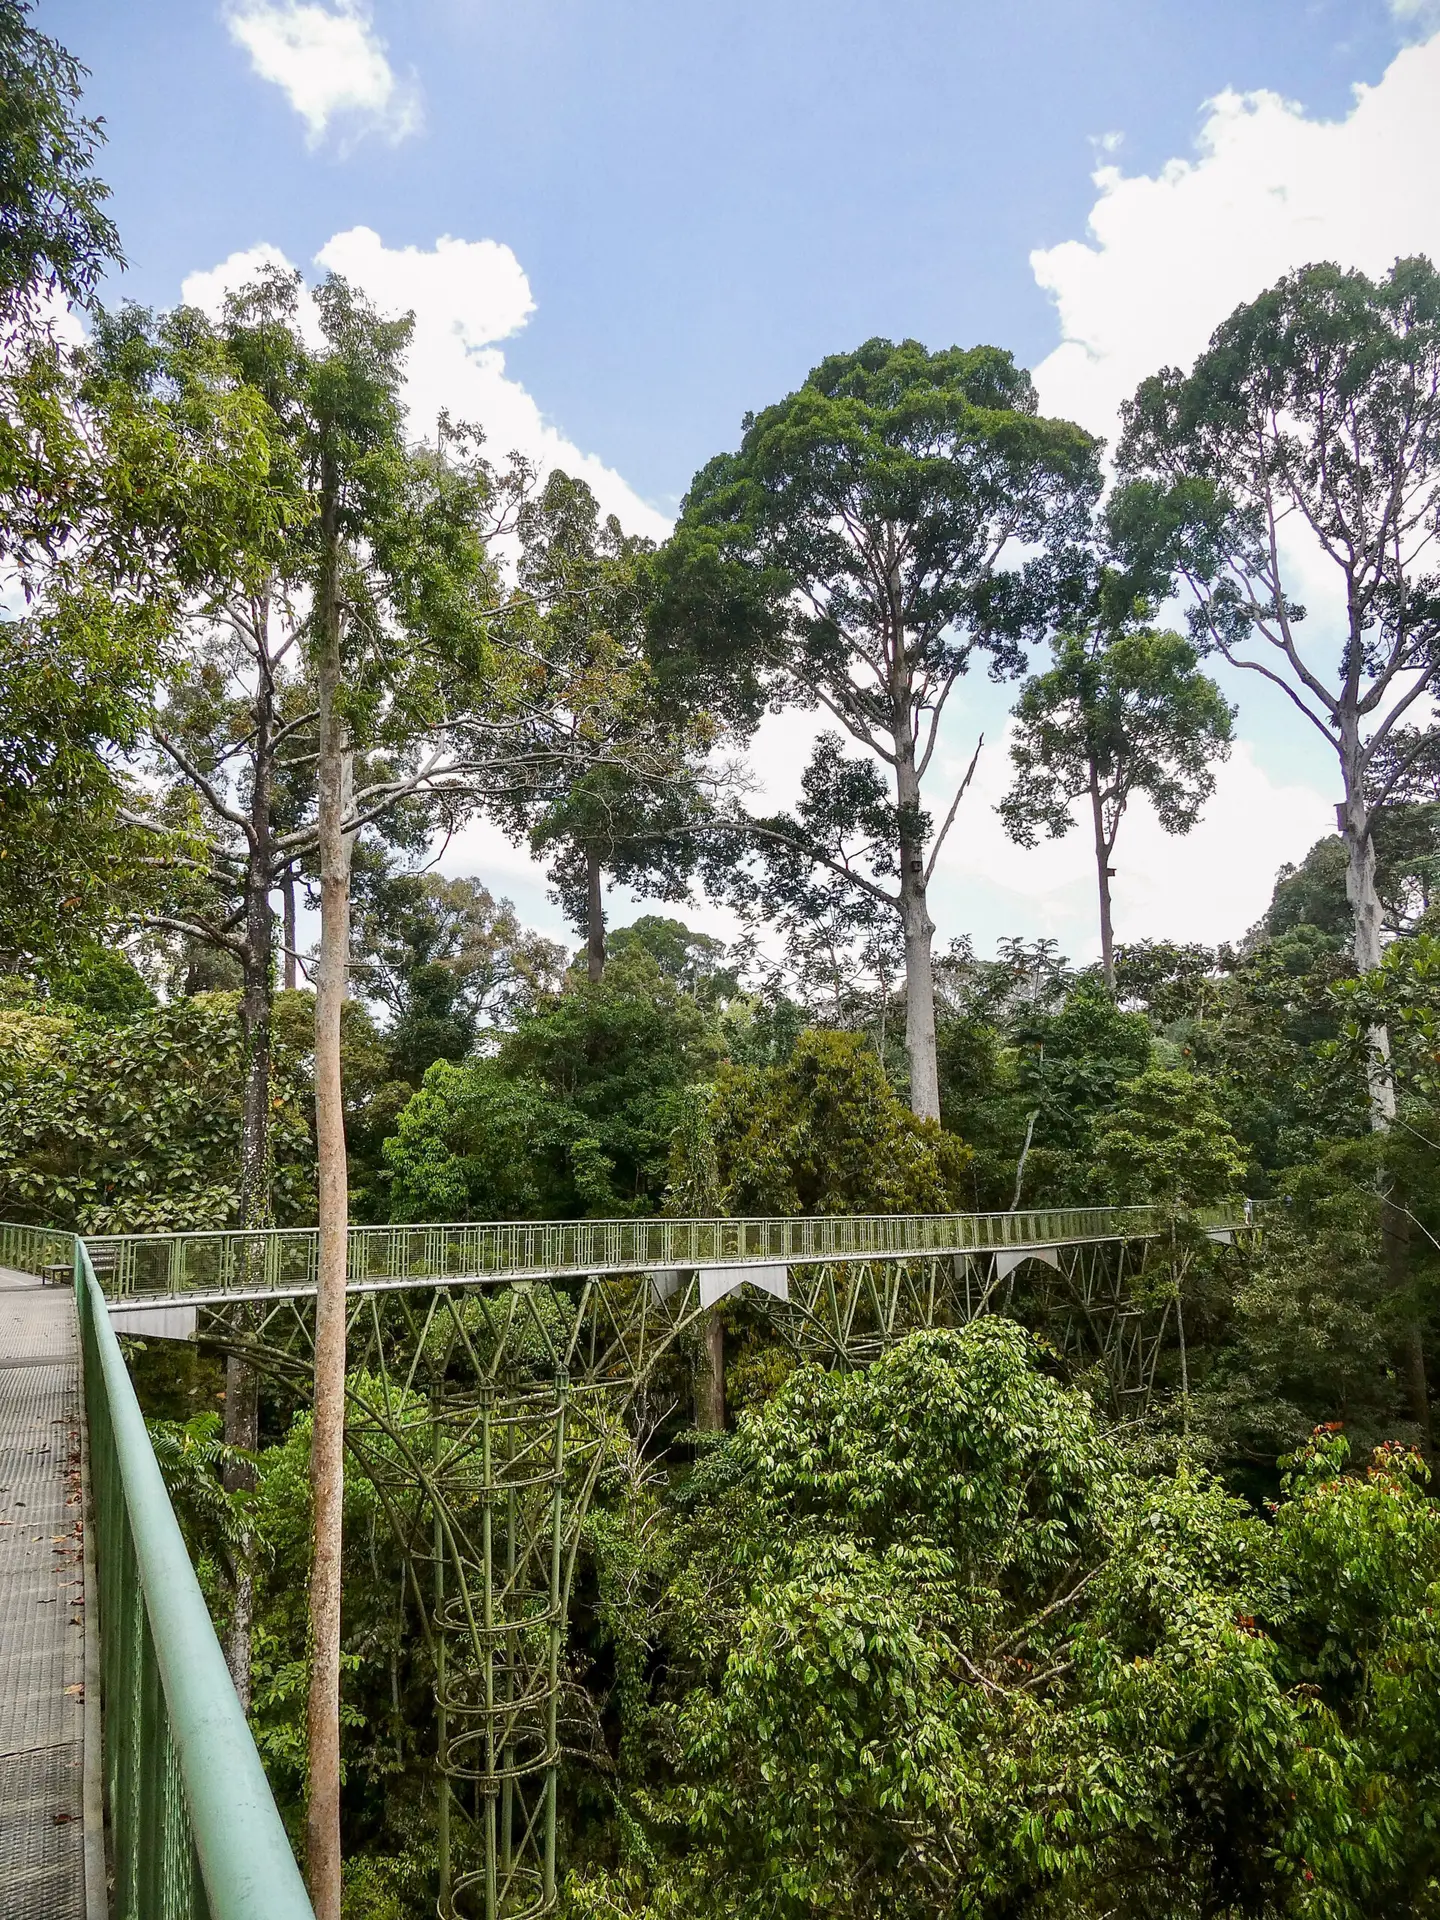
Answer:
(925, 733, 984, 881)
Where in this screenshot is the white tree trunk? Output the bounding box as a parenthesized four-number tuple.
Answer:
(585, 845, 606, 984)
(895, 733, 940, 1121)
(1337, 725, 1395, 1126)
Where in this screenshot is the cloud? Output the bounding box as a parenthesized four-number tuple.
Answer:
(224, 1, 421, 150)
(1391, 0, 1440, 40)
(1029, 33, 1440, 442)
(925, 731, 1332, 959)
(182, 230, 669, 539)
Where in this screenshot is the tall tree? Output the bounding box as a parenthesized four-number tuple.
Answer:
(1000, 625, 1233, 989)
(83, 296, 311, 1234)
(350, 867, 565, 1077)
(505, 469, 720, 981)
(77, 294, 321, 1706)
(293, 276, 506, 1920)
(0, 1, 156, 974)
(659, 337, 1099, 1117)
(99, 266, 512, 1911)
(0, 0, 118, 322)
(1114, 257, 1440, 1123)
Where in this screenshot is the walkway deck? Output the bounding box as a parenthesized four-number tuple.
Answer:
(0, 1265, 89, 1920)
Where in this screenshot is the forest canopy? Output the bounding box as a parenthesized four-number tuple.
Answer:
(4, 9, 1440, 1919)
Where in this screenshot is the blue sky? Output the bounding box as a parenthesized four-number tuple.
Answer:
(49, 1, 1440, 964)
(58, 0, 1413, 513)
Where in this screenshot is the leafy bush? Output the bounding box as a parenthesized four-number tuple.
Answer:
(0, 992, 313, 1229)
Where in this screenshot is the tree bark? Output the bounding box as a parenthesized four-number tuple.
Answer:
(1337, 716, 1395, 1125)
(306, 461, 351, 1920)
(1339, 710, 1425, 1444)
(695, 1312, 725, 1431)
(1381, 1198, 1431, 1451)
(282, 869, 298, 991)
(223, 1351, 259, 1709)
(226, 589, 275, 1712)
(895, 733, 940, 1120)
(585, 845, 606, 984)
(1088, 759, 1116, 993)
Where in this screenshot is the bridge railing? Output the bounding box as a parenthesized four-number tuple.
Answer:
(74, 1238, 315, 1919)
(84, 1202, 1248, 1301)
(0, 1219, 75, 1275)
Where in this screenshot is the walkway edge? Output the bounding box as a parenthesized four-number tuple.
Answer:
(76, 1243, 315, 1920)
(76, 1311, 107, 1920)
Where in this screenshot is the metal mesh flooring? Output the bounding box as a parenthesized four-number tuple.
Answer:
(0, 1267, 86, 1920)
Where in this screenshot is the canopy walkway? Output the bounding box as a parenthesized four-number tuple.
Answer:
(0, 1202, 1250, 1918)
(0, 1226, 313, 1920)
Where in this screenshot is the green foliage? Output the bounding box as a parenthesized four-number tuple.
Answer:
(385, 944, 723, 1219)
(1217, 928, 1363, 1178)
(0, 0, 119, 319)
(671, 337, 1099, 697)
(35, 941, 155, 1019)
(501, 470, 717, 961)
(351, 870, 565, 1082)
(566, 1327, 1440, 1920)
(1267, 835, 1354, 944)
(383, 1061, 561, 1220)
(1112, 938, 1232, 1027)
(0, 993, 313, 1229)
(1000, 624, 1234, 852)
(0, 579, 170, 972)
(660, 337, 1101, 1105)
(147, 1410, 252, 1563)
(995, 978, 1156, 1205)
(1093, 1065, 1246, 1208)
(675, 1028, 970, 1216)
(1268, 1431, 1440, 1911)
(1197, 1149, 1398, 1466)
(607, 917, 739, 1006)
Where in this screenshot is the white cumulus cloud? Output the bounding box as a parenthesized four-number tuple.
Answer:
(1391, 0, 1440, 40)
(923, 732, 1333, 959)
(1030, 33, 1440, 442)
(224, 1, 421, 150)
(181, 230, 668, 540)
(1007, 29, 1440, 959)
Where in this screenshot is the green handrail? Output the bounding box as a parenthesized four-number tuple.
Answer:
(84, 1200, 1254, 1302)
(0, 1218, 74, 1274)
(74, 1238, 315, 1920)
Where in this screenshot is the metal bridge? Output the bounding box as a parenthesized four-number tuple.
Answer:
(0, 1202, 1248, 1919)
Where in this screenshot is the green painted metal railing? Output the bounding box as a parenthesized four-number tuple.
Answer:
(0, 1219, 74, 1275)
(74, 1238, 315, 1920)
(84, 1201, 1250, 1302)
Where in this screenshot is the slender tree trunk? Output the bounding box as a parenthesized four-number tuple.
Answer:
(1337, 717, 1394, 1123)
(307, 464, 352, 1920)
(1339, 709, 1426, 1442)
(227, 590, 275, 1713)
(1088, 761, 1116, 993)
(585, 845, 606, 984)
(695, 1312, 725, 1431)
(894, 734, 940, 1120)
(223, 1357, 258, 1708)
(1382, 1199, 1432, 1450)
(282, 869, 298, 991)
